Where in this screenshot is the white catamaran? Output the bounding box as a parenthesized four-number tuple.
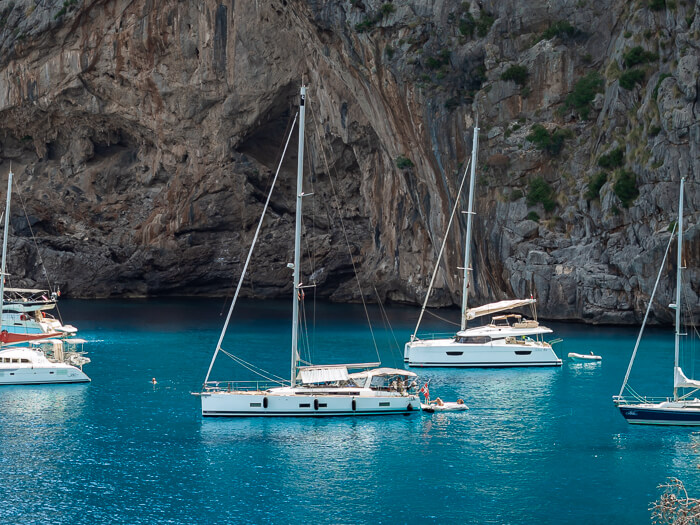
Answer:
(197, 86, 420, 417)
(615, 178, 700, 425)
(404, 125, 561, 368)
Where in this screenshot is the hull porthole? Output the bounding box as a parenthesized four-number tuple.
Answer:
(262, 397, 268, 409)
(351, 399, 357, 411)
(314, 398, 319, 410)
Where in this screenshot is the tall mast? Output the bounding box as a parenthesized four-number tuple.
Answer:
(0, 169, 12, 333)
(460, 122, 479, 331)
(290, 85, 306, 386)
(673, 177, 684, 401)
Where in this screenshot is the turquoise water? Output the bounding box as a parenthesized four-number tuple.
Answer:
(0, 299, 698, 524)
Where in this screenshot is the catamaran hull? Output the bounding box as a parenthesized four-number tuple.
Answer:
(618, 404, 700, 426)
(0, 367, 90, 385)
(201, 393, 420, 417)
(405, 340, 561, 368)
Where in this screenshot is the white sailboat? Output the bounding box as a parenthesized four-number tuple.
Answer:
(0, 169, 89, 385)
(197, 86, 420, 417)
(404, 125, 561, 368)
(615, 178, 700, 425)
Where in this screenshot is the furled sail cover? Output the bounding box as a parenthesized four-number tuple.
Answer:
(298, 366, 349, 384)
(674, 366, 700, 389)
(465, 299, 536, 320)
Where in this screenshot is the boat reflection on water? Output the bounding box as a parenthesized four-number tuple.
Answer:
(0, 384, 88, 423)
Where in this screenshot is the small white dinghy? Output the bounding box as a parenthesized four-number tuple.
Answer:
(421, 400, 469, 413)
(568, 352, 602, 362)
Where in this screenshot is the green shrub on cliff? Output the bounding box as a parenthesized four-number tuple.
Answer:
(564, 72, 604, 119)
(527, 177, 556, 212)
(526, 125, 571, 155)
(585, 172, 608, 200)
(597, 147, 625, 169)
(395, 156, 414, 170)
(613, 169, 639, 207)
(501, 65, 529, 86)
(538, 20, 578, 42)
(619, 69, 645, 90)
(623, 46, 659, 67)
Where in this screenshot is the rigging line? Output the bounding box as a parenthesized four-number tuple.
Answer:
(218, 112, 297, 318)
(15, 189, 65, 323)
(423, 307, 461, 327)
(203, 112, 299, 387)
(218, 349, 287, 384)
(372, 285, 402, 366)
(618, 223, 677, 399)
(411, 157, 472, 340)
(217, 347, 288, 382)
(308, 95, 380, 362)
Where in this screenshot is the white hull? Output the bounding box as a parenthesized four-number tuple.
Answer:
(201, 389, 420, 417)
(568, 352, 601, 361)
(0, 347, 90, 385)
(0, 364, 90, 384)
(405, 338, 561, 367)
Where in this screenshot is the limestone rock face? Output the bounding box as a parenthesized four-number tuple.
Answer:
(0, 0, 697, 324)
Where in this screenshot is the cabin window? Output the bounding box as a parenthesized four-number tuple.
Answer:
(379, 402, 390, 407)
(514, 351, 532, 355)
(11, 358, 19, 363)
(318, 403, 327, 408)
(249, 403, 262, 407)
(299, 403, 310, 408)
(446, 351, 464, 356)
(21, 359, 30, 363)
(454, 336, 492, 344)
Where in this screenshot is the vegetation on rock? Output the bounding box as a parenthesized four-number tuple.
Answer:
(619, 69, 645, 90)
(597, 147, 625, 169)
(527, 177, 557, 212)
(501, 65, 529, 86)
(585, 172, 608, 201)
(613, 169, 639, 207)
(564, 72, 604, 120)
(526, 125, 571, 155)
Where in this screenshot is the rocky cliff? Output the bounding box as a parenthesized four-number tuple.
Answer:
(0, 0, 697, 324)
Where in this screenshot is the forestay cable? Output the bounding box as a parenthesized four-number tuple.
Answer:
(411, 157, 472, 340)
(203, 112, 299, 386)
(618, 223, 677, 399)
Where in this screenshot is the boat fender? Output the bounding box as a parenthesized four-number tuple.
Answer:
(314, 398, 319, 410)
(20, 314, 26, 321)
(263, 397, 268, 409)
(407, 403, 413, 411)
(351, 399, 356, 411)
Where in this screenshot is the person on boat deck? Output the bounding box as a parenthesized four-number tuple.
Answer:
(457, 399, 465, 405)
(434, 397, 444, 406)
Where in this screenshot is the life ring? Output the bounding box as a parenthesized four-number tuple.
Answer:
(20, 314, 26, 321)
(262, 397, 268, 409)
(351, 399, 356, 411)
(313, 398, 319, 410)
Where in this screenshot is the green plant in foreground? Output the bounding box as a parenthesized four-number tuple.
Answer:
(623, 46, 659, 68)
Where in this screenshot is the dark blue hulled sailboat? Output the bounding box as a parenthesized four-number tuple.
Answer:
(614, 178, 700, 425)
